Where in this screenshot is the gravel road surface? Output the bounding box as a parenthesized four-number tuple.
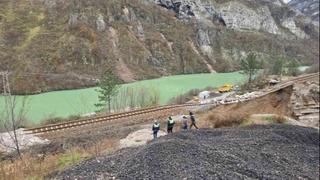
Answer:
(50, 125, 319, 180)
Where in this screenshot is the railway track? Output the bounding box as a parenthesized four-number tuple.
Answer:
(258, 72, 319, 97)
(25, 72, 319, 134)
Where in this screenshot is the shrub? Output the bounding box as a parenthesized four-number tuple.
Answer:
(111, 87, 160, 111)
(272, 115, 287, 124)
(58, 151, 87, 169)
(239, 72, 268, 92)
(205, 112, 249, 128)
(41, 115, 81, 126)
(169, 86, 214, 104)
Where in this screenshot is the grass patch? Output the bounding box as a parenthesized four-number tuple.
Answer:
(58, 151, 89, 169)
(264, 116, 274, 122)
(17, 26, 41, 50)
(262, 115, 287, 124)
(241, 114, 288, 127)
(0, 139, 118, 179)
(36, 12, 45, 21)
(203, 112, 249, 128)
(40, 115, 82, 126)
(240, 119, 253, 127)
(4, 2, 15, 22)
(272, 115, 287, 124)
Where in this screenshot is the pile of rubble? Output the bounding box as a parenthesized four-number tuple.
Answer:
(226, 91, 263, 103)
(291, 80, 320, 128)
(0, 129, 49, 153)
(51, 125, 319, 179)
(200, 91, 263, 105)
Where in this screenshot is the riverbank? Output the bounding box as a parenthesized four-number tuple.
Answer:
(0, 72, 246, 125)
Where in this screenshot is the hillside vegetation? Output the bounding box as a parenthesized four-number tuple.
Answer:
(0, 0, 318, 93)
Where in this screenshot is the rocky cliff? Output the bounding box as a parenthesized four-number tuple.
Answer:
(289, 0, 319, 23)
(0, 0, 318, 93)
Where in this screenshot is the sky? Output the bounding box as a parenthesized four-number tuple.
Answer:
(282, 0, 291, 3)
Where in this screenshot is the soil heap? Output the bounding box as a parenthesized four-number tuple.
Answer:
(51, 125, 319, 180)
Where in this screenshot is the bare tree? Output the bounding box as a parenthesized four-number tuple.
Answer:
(0, 72, 28, 158)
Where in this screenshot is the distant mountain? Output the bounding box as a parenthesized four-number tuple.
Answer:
(289, 0, 319, 22)
(0, 0, 319, 94)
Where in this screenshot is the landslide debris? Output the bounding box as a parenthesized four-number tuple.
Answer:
(51, 125, 319, 180)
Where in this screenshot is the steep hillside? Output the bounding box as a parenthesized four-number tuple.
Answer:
(0, 0, 319, 94)
(289, 0, 319, 23)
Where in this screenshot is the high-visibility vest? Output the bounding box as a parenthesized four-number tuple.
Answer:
(168, 119, 174, 124)
(153, 123, 160, 128)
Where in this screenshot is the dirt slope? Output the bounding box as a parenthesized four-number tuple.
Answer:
(50, 125, 319, 180)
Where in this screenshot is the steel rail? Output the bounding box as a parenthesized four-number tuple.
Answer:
(24, 73, 319, 134)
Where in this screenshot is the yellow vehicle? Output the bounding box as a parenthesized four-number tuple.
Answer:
(218, 84, 233, 93)
(192, 96, 200, 103)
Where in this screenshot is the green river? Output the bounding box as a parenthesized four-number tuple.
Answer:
(0, 72, 247, 125)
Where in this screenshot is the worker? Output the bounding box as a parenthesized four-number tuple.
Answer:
(167, 116, 175, 133)
(182, 116, 188, 130)
(152, 120, 160, 139)
(189, 111, 199, 129)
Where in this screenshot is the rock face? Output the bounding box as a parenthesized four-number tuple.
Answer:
(290, 78, 320, 129)
(289, 0, 319, 23)
(51, 125, 319, 180)
(0, 0, 318, 93)
(219, 2, 280, 34)
(153, 0, 315, 35)
(281, 18, 310, 38)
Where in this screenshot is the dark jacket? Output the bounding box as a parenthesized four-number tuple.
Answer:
(190, 115, 196, 123)
(167, 119, 175, 128)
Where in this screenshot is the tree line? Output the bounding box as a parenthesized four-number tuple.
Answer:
(240, 52, 301, 89)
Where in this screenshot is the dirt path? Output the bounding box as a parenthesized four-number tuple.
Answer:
(119, 125, 166, 148)
(115, 58, 136, 82)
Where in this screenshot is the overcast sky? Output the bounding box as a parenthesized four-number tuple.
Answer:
(282, 0, 291, 3)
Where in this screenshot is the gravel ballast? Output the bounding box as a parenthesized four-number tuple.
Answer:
(51, 125, 319, 180)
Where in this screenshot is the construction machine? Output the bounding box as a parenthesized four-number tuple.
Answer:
(218, 84, 233, 93)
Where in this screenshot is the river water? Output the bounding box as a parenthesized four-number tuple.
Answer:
(0, 71, 252, 124)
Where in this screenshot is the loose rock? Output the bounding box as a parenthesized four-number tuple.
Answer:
(50, 125, 319, 180)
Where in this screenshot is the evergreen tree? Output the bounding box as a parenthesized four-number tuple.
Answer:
(272, 57, 286, 77)
(95, 69, 119, 112)
(240, 52, 261, 86)
(287, 59, 300, 76)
